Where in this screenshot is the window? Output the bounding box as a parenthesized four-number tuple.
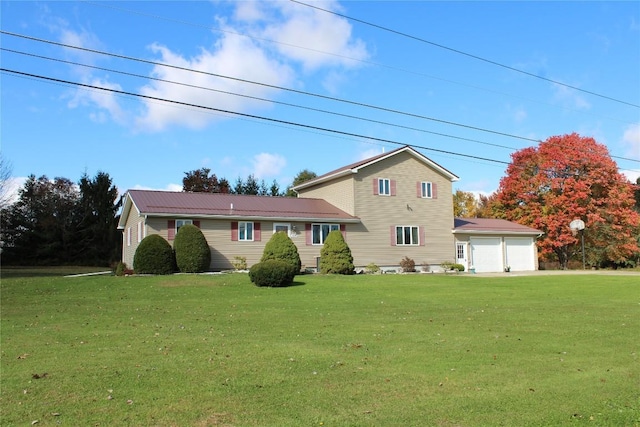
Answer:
(127, 227, 131, 247)
(312, 223, 340, 245)
(420, 181, 433, 198)
(396, 226, 419, 245)
(378, 178, 391, 196)
(176, 219, 193, 233)
(273, 223, 291, 236)
(238, 221, 254, 241)
(137, 222, 142, 243)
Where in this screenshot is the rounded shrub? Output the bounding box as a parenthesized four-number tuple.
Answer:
(260, 231, 301, 273)
(173, 224, 211, 273)
(249, 259, 297, 287)
(319, 230, 354, 274)
(133, 234, 174, 275)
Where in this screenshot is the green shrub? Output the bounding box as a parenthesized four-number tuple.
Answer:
(231, 256, 247, 271)
(133, 234, 174, 275)
(399, 256, 416, 272)
(114, 261, 127, 276)
(320, 230, 354, 274)
(173, 224, 211, 273)
(365, 262, 380, 274)
(249, 260, 297, 287)
(261, 231, 301, 273)
(441, 261, 465, 272)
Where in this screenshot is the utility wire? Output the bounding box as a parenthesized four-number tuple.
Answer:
(1, 47, 516, 153)
(82, 0, 636, 126)
(0, 68, 510, 167)
(6, 36, 640, 166)
(1, 30, 543, 144)
(4, 69, 638, 187)
(291, 0, 640, 109)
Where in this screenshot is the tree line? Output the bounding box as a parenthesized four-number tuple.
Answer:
(182, 167, 317, 197)
(1, 172, 121, 266)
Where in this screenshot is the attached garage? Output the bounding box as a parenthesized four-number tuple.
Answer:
(470, 237, 503, 273)
(453, 218, 541, 273)
(505, 237, 536, 271)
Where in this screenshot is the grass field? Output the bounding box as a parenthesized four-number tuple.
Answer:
(1, 269, 638, 426)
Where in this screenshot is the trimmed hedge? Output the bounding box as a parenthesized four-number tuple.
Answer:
(319, 230, 354, 274)
(133, 234, 174, 275)
(260, 231, 301, 273)
(173, 224, 211, 273)
(249, 260, 297, 287)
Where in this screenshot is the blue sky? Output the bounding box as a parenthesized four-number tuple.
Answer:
(2, 1, 639, 201)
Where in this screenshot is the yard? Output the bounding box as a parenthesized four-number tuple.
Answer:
(1, 269, 638, 426)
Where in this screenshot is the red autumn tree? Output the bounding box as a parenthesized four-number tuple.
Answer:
(495, 133, 639, 269)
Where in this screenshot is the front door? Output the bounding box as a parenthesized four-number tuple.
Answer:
(456, 242, 467, 271)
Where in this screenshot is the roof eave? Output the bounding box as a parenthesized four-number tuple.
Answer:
(137, 212, 361, 223)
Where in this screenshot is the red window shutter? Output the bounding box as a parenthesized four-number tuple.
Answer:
(419, 226, 426, 246)
(193, 220, 201, 228)
(432, 183, 438, 199)
(340, 224, 346, 239)
(305, 223, 312, 245)
(390, 180, 397, 196)
(231, 221, 238, 241)
(390, 226, 396, 246)
(416, 182, 422, 198)
(254, 222, 261, 241)
(167, 220, 175, 240)
(372, 178, 379, 195)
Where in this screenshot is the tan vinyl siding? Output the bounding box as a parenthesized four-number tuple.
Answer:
(348, 151, 454, 267)
(121, 207, 144, 268)
(296, 175, 355, 215)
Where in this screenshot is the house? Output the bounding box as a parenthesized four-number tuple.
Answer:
(452, 218, 542, 273)
(118, 145, 541, 273)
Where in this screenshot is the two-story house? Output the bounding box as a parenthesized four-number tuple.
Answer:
(118, 145, 541, 272)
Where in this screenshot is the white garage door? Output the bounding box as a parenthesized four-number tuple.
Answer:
(505, 237, 535, 271)
(470, 237, 503, 273)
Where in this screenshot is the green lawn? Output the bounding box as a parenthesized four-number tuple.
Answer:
(1, 271, 638, 426)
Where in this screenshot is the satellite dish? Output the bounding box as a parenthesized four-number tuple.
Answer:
(569, 219, 585, 231)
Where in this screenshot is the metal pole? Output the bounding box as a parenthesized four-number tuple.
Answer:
(581, 230, 586, 270)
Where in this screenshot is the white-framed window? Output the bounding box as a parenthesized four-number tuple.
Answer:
(176, 219, 193, 234)
(238, 221, 254, 241)
(378, 178, 391, 196)
(273, 223, 291, 236)
(312, 223, 340, 245)
(137, 221, 142, 243)
(127, 227, 131, 247)
(396, 226, 419, 245)
(420, 181, 433, 198)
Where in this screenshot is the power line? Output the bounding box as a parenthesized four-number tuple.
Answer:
(4, 69, 638, 189)
(0, 31, 544, 144)
(291, 0, 640, 109)
(82, 0, 636, 127)
(0, 68, 510, 167)
(4, 42, 638, 166)
(1, 47, 517, 153)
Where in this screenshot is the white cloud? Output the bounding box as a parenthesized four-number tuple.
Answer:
(132, 183, 182, 192)
(621, 169, 640, 183)
(68, 78, 127, 125)
(552, 82, 591, 110)
(621, 123, 640, 160)
(135, 30, 295, 132)
(257, 1, 370, 71)
(357, 147, 385, 161)
(251, 152, 286, 178)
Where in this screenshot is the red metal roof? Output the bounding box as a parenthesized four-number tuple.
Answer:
(126, 189, 359, 221)
(453, 217, 541, 234)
